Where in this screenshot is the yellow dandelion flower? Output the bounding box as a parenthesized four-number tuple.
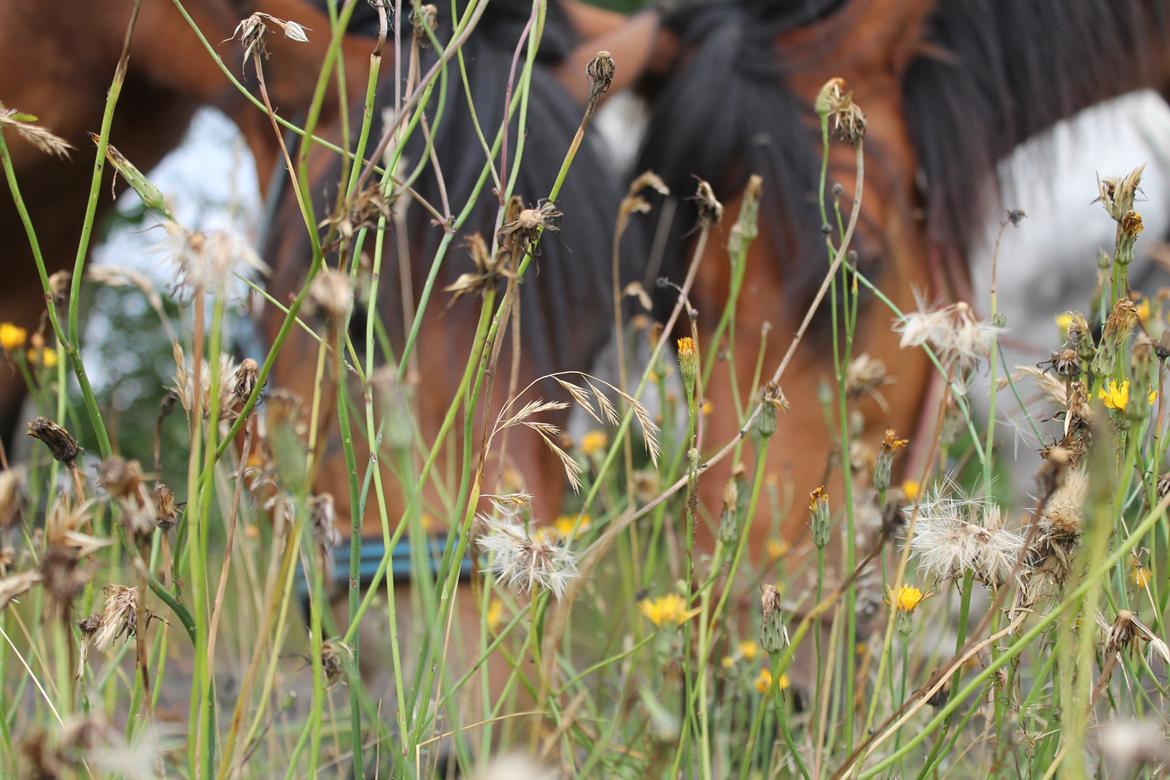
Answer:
(553, 513, 591, 539)
(486, 598, 504, 633)
(738, 640, 758, 661)
(420, 513, 436, 532)
(890, 584, 926, 613)
(640, 594, 699, 628)
(580, 430, 608, 457)
(721, 655, 735, 669)
(1137, 297, 1151, 323)
(0, 323, 27, 352)
(1133, 566, 1153, 589)
(1055, 312, 1073, 333)
(1099, 380, 1130, 411)
(766, 539, 789, 561)
(29, 346, 58, 368)
(902, 480, 920, 501)
(701, 400, 714, 417)
(753, 668, 790, 693)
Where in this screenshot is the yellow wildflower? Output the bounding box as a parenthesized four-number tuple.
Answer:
(701, 400, 714, 417)
(640, 594, 699, 628)
(0, 323, 27, 352)
(737, 640, 758, 661)
(1133, 566, 1153, 589)
(890, 584, 926, 613)
(29, 346, 58, 368)
(1055, 312, 1073, 333)
(721, 655, 735, 669)
(1137, 298, 1151, 323)
(902, 480, 920, 502)
(580, 430, 607, 457)
(553, 513, 591, 539)
(486, 598, 504, 633)
(753, 668, 790, 693)
(766, 539, 789, 561)
(1099, 380, 1130, 411)
(420, 513, 436, 532)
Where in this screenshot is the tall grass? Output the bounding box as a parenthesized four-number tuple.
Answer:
(0, 1, 1168, 777)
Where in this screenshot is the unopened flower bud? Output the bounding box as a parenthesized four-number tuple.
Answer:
(677, 337, 698, 400)
(718, 479, 738, 544)
(27, 417, 80, 465)
(874, 430, 908, 494)
(810, 486, 830, 548)
(759, 583, 786, 654)
(756, 382, 787, 439)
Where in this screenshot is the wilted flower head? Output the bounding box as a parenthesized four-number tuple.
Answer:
(498, 200, 562, 253)
(895, 298, 1000, 369)
(26, 417, 81, 465)
(1041, 468, 1087, 536)
(906, 484, 1027, 586)
(0, 570, 43, 612)
(320, 638, 353, 686)
(815, 77, 866, 144)
(97, 457, 158, 539)
(90, 585, 140, 651)
(0, 467, 25, 529)
(477, 510, 576, 600)
(845, 353, 891, 400)
(309, 268, 354, 326)
(231, 11, 309, 67)
(1096, 165, 1145, 222)
(156, 221, 268, 294)
(171, 346, 251, 420)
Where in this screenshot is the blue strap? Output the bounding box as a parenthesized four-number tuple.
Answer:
(294, 534, 473, 602)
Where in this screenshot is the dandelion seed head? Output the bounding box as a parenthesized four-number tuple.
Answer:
(476, 515, 576, 600)
(895, 298, 999, 368)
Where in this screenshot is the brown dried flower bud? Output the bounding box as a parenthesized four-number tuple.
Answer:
(27, 417, 81, 465)
(309, 269, 354, 326)
(693, 179, 723, 229)
(586, 50, 616, 107)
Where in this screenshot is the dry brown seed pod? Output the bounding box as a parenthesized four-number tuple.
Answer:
(27, 417, 81, 464)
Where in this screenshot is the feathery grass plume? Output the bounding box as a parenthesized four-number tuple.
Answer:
(155, 220, 268, 295)
(0, 570, 42, 612)
(0, 104, 73, 158)
(905, 483, 1027, 586)
(476, 509, 577, 600)
(1096, 165, 1145, 223)
(895, 297, 1000, 369)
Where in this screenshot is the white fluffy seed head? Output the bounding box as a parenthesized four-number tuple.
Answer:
(476, 515, 577, 600)
(895, 298, 1000, 369)
(905, 484, 1026, 586)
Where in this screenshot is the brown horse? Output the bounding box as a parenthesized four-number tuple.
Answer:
(638, 0, 1170, 554)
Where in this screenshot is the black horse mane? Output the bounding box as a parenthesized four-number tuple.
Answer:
(636, 0, 851, 315)
(903, 0, 1169, 252)
(274, 0, 622, 375)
